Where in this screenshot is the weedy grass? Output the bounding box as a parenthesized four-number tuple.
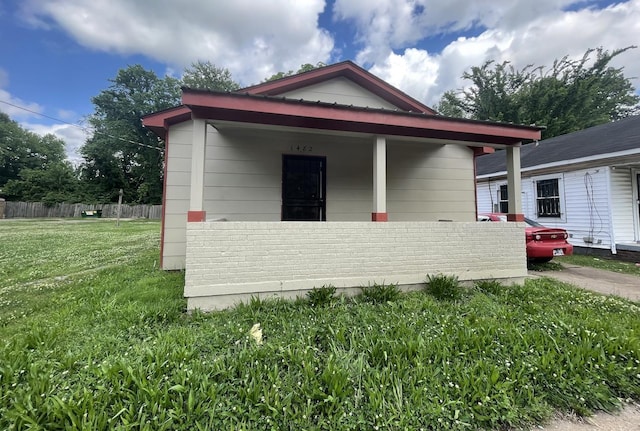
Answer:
(426, 273, 464, 301)
(358, 282, 401, 304)
(306, 285, 337, 307)
(1, 220, 639, 430)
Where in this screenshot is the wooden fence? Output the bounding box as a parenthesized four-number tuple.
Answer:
(2, 201, 162, 219)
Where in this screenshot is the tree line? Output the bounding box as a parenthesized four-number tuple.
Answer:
(1, 49, 637, 205)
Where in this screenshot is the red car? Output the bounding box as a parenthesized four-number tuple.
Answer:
(478, 213, 573, 263)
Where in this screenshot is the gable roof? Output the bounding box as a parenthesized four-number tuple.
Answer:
(476, 115, 640, 176)
(239, 61, 437, 114)
(142, 62, 543, 146)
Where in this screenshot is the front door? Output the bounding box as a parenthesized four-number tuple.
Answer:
(282, 155, 326, 221)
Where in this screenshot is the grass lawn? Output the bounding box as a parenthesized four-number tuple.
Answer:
(1, 219, 639, 430)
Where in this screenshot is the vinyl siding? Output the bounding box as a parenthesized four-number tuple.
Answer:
(477, 167, 615, 250)
(162, 121, 193, 269)
(279, 77, 399, 109)
(388, 142, 475, 221)
(609, 167, 637, 242)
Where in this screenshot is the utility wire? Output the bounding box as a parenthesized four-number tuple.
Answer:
(0, 99, 163, 152)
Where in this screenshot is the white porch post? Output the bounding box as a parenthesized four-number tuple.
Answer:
(506, 144, 524, 222)
(188, 118, 207, 222)
(372, 136, 388, 221)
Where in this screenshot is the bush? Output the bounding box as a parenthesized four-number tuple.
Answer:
(306, 285, 337, 307)
(426, 274, 463, 301)
(358, 282, 401, 304)
(475, 279, 505, 295)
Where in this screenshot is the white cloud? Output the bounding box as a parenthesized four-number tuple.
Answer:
(22, 121, 90, 166)
(347, 0, 640, 107)
(20, 0, 335, 85)
(0, 68, 44, 120)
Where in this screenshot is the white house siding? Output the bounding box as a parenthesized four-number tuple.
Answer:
(388, 142, 476, 221)
(557, 168, 611, 249)
(477, 167, 614, 251)
(185, 221, 527, 310)
(279, 77, 399, 110)
(162, 121, 193, 269)
(609, 167, 637, 243)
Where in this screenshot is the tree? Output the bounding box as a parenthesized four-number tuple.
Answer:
(3, 161, 82, 204)
(78, 62, 240, 204)
(265, 62, 326, 82)
(437, 47, 640, 139)
(0, 113, 66, 188)
(182, 60, 240, 91)
(79, 65, 182, 204)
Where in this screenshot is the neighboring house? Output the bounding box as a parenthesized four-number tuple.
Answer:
(476, 116, 640, 261)
(143, 61, 542, 310)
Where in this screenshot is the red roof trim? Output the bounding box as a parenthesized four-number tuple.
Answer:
(239, 61, 437, 115)
(142, 105, 192, 136)
(180, 90, 542, 145)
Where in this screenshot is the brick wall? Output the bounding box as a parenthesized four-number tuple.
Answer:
(185, 221, 527, 310)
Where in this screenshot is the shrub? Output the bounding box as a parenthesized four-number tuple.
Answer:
(426, 273, 462, 301)
(475, 279, 505, 295)
(359, 282, 400, 304)
(306, 285, 337, 307)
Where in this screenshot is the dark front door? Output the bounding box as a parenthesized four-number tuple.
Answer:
(282, 155, 326, 221)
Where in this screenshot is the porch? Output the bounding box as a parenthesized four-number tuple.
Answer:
(185, 220, 526, 310)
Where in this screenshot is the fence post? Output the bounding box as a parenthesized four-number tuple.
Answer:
(116, 189, 123, 227)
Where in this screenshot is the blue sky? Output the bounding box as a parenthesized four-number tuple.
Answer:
(1, 0, 639, 162)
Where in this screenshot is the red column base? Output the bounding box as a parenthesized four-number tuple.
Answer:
(187, 210, 206, 222)
(371, 212, 388, 222)
(507, 213, 525, 222)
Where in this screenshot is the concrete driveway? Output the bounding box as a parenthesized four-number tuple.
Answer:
(530, 263, 640, 301)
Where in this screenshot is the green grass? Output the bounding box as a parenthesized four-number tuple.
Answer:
(1, 220, 639, 430)
(556, 254, 640, 276)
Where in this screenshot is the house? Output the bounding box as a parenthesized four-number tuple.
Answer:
(476, 116, 640, 261)
(142, 61, 542, 310)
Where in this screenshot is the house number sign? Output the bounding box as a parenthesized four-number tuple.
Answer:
(290, 144, 313, 153)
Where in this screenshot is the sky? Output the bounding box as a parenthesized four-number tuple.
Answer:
(1, 0, 639, 163)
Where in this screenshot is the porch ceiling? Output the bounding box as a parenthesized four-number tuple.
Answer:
(179, 90, 542, 147)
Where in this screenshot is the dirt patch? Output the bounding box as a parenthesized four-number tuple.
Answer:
(539, 403, 640, 430)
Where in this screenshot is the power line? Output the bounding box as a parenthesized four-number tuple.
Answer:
(0, 99, 164, 152)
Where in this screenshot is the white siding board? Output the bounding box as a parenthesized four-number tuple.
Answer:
(279, 77, 399, 110)
(609, 167, 636, 242)
(163, 121, 193, 269)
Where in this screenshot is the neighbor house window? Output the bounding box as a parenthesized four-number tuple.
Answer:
(498, 185, 509, 213)
(536, 178, 560, 217)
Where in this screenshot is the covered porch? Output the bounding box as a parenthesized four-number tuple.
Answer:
(143, 79, 542, 310)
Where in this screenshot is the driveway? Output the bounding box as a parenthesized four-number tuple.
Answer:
(530, 263, 640, 301)
(525, 264, 640, 430)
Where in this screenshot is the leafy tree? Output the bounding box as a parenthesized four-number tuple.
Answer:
(437, 47, 639, 138)
(79, 62, 240, 204)
(182, 60, 240, 91)
(79, 65, 182, 204)
(0, 113, 66, 187)
(265, 62, 326, 82)
(3, 161, 83, 204)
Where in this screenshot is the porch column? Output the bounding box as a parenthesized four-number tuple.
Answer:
(188, 118, 207, 222)
(506, 144, 524, 222)
(372, 136, 388, 222)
